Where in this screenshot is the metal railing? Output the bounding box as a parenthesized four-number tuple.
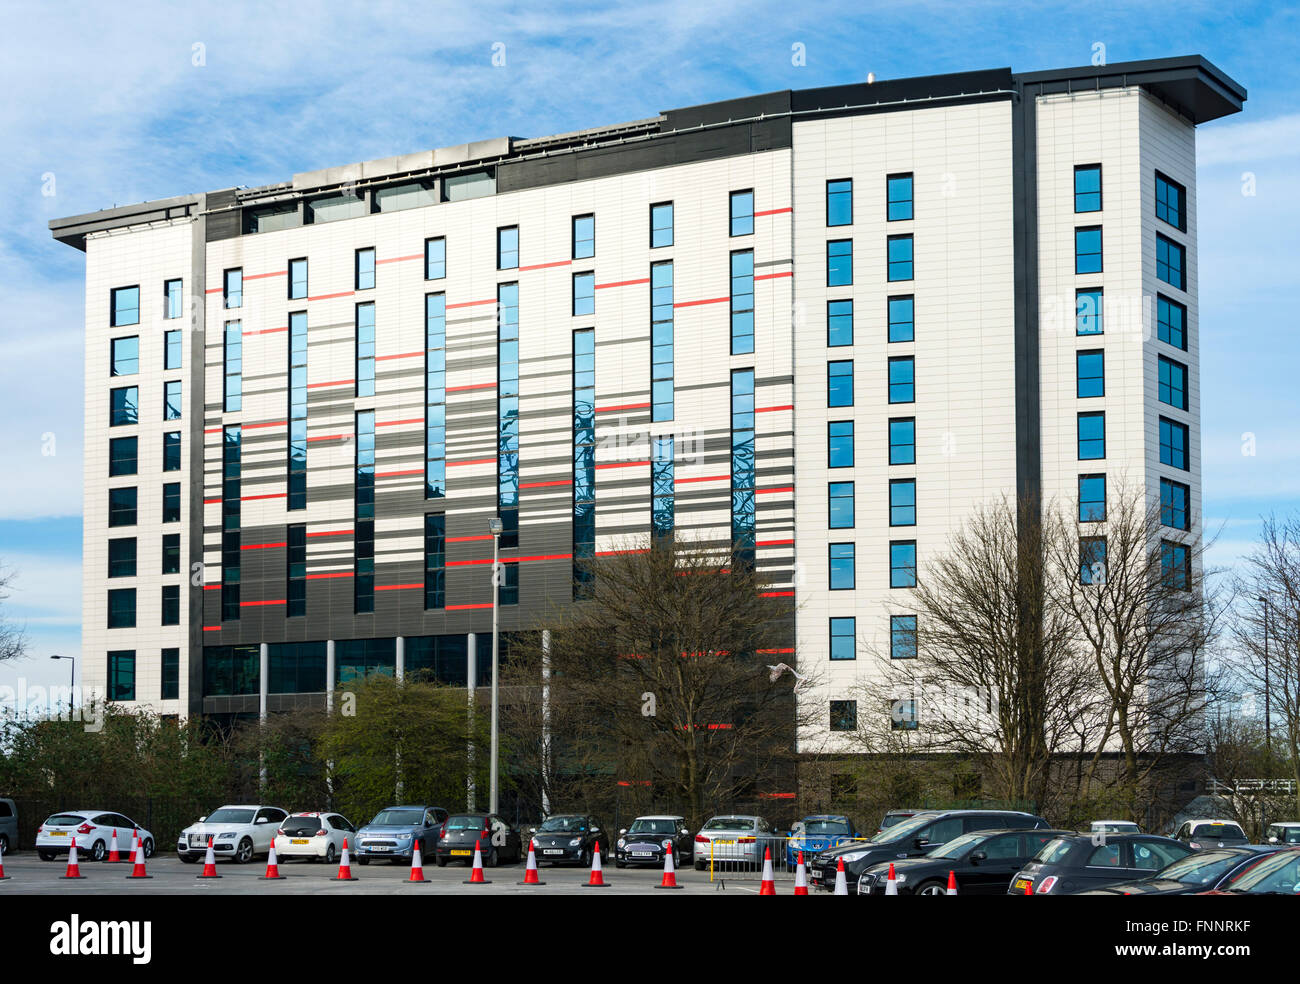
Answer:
(693, 833, 873, 882)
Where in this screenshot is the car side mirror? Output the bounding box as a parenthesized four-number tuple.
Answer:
(619, 828, 627, 835)
(1269, 836, 1279, 844)
(591, 827, 600, 833)
(199, 816, 207, 823)
(529, 827, 536, 835)
(681, 829, 689, 836)
(970, 850, 987, 863)
(256, 817, 268, 824)
(915, 838, 930, 848)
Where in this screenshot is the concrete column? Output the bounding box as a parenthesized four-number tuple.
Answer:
(259, 643, 269, 721)
(467, 632, 477, 811)
(326, 639, 336, 714)
(542, 629, 552, 816)
(396, 635, 405, 681)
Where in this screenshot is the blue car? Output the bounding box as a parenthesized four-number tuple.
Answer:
(786, 815, 860, 869)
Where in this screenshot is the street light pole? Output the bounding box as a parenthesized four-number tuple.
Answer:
(1260, 596, 1271, 757)
(489, 517, 503, 816)
(50, 654, 74, 716)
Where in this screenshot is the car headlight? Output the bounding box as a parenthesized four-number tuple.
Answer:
(662, 840, 673, 849)
(218, 832, 236, 840)
(617, 838, 626, 848)
(839, 850, 869, 863)
(398, 833, 412, 841)
(894, 873, 908, 884)
(569, 838, 582, 847)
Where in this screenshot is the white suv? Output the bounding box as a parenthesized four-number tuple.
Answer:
(178, 805, 288, 864)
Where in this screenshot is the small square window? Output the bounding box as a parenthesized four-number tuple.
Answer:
(111, 286, 140, 326)
(830, 700, 858, 732)
(890, 698, 918, 730)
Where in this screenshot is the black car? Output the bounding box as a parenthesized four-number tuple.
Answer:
(434, 813, 522, 867)
(1010, 832, 1192, 894)
(614, 815, 693, 868)
(1202, 847, 1300, 894)
(527, 814, 609, 866)
(1077, 846, 1284, 895)
(858, 828, 1071, 895)
(809, 809, 1050, 891)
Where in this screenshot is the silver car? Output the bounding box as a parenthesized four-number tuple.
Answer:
(692, 814, 783, 871)
(0, 798, 16, 855)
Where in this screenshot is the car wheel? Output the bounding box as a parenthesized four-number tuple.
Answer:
(357, 857, 370, 866)
(142, 839, 154, 859)
(179, 851, 197, 864)
(325, 843, 337, 865)
(235, 838, 254, 864)
(615, 860, 626, 869)
(695, 860, 706, 872)
(486, 847, 498, 868)
(916, 880, 947, 896)
(580, 847, 591, 868)
(90, 839, 106, 862)
(0, 834, 9, 855)
(39, 850, 57, 862)
(435, 855, 447, 868)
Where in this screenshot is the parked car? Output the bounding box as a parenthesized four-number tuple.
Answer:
(1010, 832, 1192, 894)
(614, 815, 693, 868)
(177, 805, 288, 864)
(1200, 848, 1300, 894)
(36, 810, 155, 862)
(787, 815, 860, 869)
(273, 811, 357, 864)
(810, 810, 1049, 891)
(434, 812, 522, 867)
(353, 805, 448, 865)
(1265, 822, 1300, 846)
(877, 809, 928, 836)
(0, 798, 16, 855)
(693, 815, 784, 871)
(1173, 819, 1250, 849)
(1090, 819, 1141, 835)
(527, 814, 609, 866)
(1077, 846, 1283, 895)
(858, 828, 1070, 895)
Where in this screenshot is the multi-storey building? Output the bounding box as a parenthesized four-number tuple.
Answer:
(52, 56, 1243, 752)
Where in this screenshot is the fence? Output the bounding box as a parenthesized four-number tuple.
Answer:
(8, 796, 222, 853)
(692, 831, 872, 884)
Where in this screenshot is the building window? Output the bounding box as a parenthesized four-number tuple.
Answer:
(108, 651, 136, 701)
(288, 311, 307, 509)
(108, 538, 136, 578)
(500, 561, 519, 606)
(1076, 349, 1105, 398)
(425, 237, 446, 280)
(497, 226, 519, 270)
(223, 269, 242, 309)
(425, 295, 446, 499)
(287, 523, 307, 617)
(1074, 164, 1102, 212)
(162, 533, 180, 574)
(572, 214, 595, 259)
(651, 261, 674, 422)
(424, 514, 446, 610)
(891, 615, 918, 660)
(355, 410, 376, 614)
(220, 425, 240, 619)
(288, 257, 308, 299)
(1077, 412, 1105, 460)
(223, 321, 241, 412)
(830, 617, 856, 661)
(164, 379, 182, 420)
(828, 360, 853, 407)
(161, 585, 180, 626)
(651, 202, 674, 248)
(111, 336, 138, 376)
(498, 283, 520, 549)
(827, 239, 853, 286)
(829, 481, 855, 529)
(731, 369, 756, 569)
(355, 247, 375, 290)
(573, 328, 596, 595)
(829, 543, 856, 590)
(109, 487, 137, 527)
(827, 178, 852, 226)
(572, 271, 595, 317)
(158, 430, 181, 473)
(1156, 234, 1185, 290)
(730, 250, 755, 354)
(161, 648, 179, 701)
(161, 482, 180, 525)
(111, 286, 140, 326)
(890, 540, 917, 588)
(1161, 478, 1190, 531)
(1075, 227, 1102, 274)
(109, 437, 138, 477)
(887, 234, 914, 281)
(1160, 417, 1189, 470)
(887, 173, 914, 221)
(1079, 474, 1106, 522)
(827, 299, 853, 347)
(890, 698, 918, 730)
(889, 418, 916, 465)
(651, 435, 675, 542)
(355, 303, 375, 398)
(1080, 536, 1107, 585)
(110, 386, 138, 426)
(1076, 288, 1103, 335)
(1155, 171, 1186, 231)
(830, 700, 858, 732)
(164, 279, 183, 320)
(828, 421, 854, 468)
(730, 189, 754, 237)
(890, 478, 916, 526)
(268, 641, 329, 693)
(888, 356, 914, 403)
(888, 296, 914, 343)
(1158, 355, 1188, 410)
(107, 588, 136, 629)
(1157, 295, 1187, 350)
(1161, 540, 1191, 590)
(164, 330, 182, 371)
(204, 644, 262, 694)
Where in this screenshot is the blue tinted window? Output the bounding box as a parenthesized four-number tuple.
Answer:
(1159, 356, 1188, 410)
(573, 271, 595, 317)
(1160, 417, 1189, 470)
(164, 279, 183, 319)
(497, 226, 519, 270)
(163, 431, 181, 472)
(827, 299, 853, 347)
(1161, 540, 1190, 590)
(424, 296, 446, 500)
(889, 418, 915, 465)
(224, 321, 242, 411)
(1076, 289, 1103, 335)
(1077, 350, 1105, 398)
(890, 541, 917, 588)
(887, 174, 913, 221)
(164, 330, 182, 370)
(573, 214, 595, 259)
(830, 617, 856, 661)
(890, 615, 917, 660)
(109, 436, 137, 476)
(651, 202, 673, 248)
(109, 487, 137, 527)
(888, 235, 913, 281)
(355, 303, 375, 398)
(730, 190, 754, 237)
(1079, 474, 1106, 522)
(827, 179, 852, 226)
(828, 360, 853, 407)
(888, 296, 914, 343)
(730, 251, 755, 354)
(163, 482, 181, 523)
(111, 336, 138, 376)
(888, 356, 914, 403)
(651, 261, 674, 422)
(425, 237, 446, 280)
(574, 328, 597, 592)
(1076, 227, 1102, 274)
(223, 269, 241, 309)
(289, 258, 308, 299)
(1157, 295, 1186, 350)
(108, 650, 135, 698)
(651, 435, 674, 542)
(829, 543, 855, 590)
(1080, 537, 1107, 585)
(829, 421, 854, 468)
(1078, 412, 1106, 460)
(1155, 172, 1186, 231)
(112, 286, 140, 326)
(164, 380, 182, 420)
(829, 482, 854, 529)
(1074, 165, 1102, 212)
(889, 479, 916, 526)
(1161, 478, 1189, 530)
(731, 369, 756, 569)
(827, 239, 853, 286)
(1156, 234, 1184, 290)
(110, 386, 138, 426)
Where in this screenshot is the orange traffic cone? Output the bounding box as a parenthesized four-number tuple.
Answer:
(463, 839, 492, 885)
(127, 841, 152, 879)
(0, 836, 9, 880)
(62, 838, 85, 879)
(198, 836, 221, 878)
(259, 840, 285, 880)
(108, 829, 122, 863)
(583, 841, 609, 887)
(833, 856, 848, 895)
(517, 842, 546, 885)
(793, 851, 809, 895)
(655, 842, 681, 889)
(331, 838, 357, 881)
(405, 840, 427, 883)
(947, 870, 958, 895)
(759, 845, 776, 895)
(884, 862, 899, 895)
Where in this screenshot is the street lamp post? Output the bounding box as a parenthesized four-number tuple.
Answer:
(1260, 596, 1271, 757)
(488, 517, 503, 816)
(50, 654, 74, 715)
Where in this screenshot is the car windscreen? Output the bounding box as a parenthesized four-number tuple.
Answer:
(1193, 823, 1246, 840)
(538, 816, 586, 832)
(1034, 837, 1076, 865)
(881, 814, 911, 827)
(445, 815, 487, 830)
(629, 819, 677, 835)
(1224, 850, 1300, 893)
(1094, 823, 1139, 833)
(1153, 850, 1243, 886)
(803, 821, 850, 836)
(925, 832, 984, 859)
(281, 817, 322, 835)
(370, 809, 425, 826)
(872, 812, 935, 844)
(44, 814, 86, 827)
(1269, 827, 1300, 844)
(205, 809, 255, 824)
(703, 817, 754, 831)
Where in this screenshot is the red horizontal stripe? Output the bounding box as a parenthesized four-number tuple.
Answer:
(447, 602, 493, 610)
(674, 296, 728, 308)
(595, 402, 650, 413)
(202, 584, 221, 591)
(448, 456, 495, 467)
(446, 297, 494, 310)
(203, 497, 221, 505)
(447, 534, 493, 543)
(306, 379, 353, 389)
(675, 474, 729, 484)
(244, 419, 288, 430)
(376, 253, 421, 265)
(376, 351, 423, 362)
(755, 271, 793, 281)
(756, 486, 794, 495)
(375, 583, 423, 591)
(204, 427, 223, 434)
(757, 404, 794, 413)
(757, 648, 796, 654)
(595, 277, 650, 290)
(520, 479, 573, 489)
(446, 381, 495, 393)
(759, 792, 797, 799)
(306, 528, 352, 538)
(307, 291, 354, 301)
(242, 492, 287, 501)
(377, 417, 423, 427)
(754, 207, 792, 217)
(761, 591, 795, 597)
(306, 433, 349, 443)
(377, 468, 424, 478)
(305, 572, 353, 580)
(204, 287, 223, 294)
(447, 552, 571, 567)
(595, 459, 649, 470)
(757, 539, 795, 547)
(596, 548, 649, 556)
(240, 599, 286, 607)
(244, 326, 288, 336)
(241, 541, 286, 551)
(518, 259, 571, 272)
(203, 625, 222, 631)
(245, 269, 287, 281)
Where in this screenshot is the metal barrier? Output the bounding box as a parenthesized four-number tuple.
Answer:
(693, 833, 875, 882)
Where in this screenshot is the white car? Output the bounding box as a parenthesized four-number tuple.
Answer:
(1090, 820, 1141, 835)
(1266, 822, 1300, 845)
(35, 810, 155, 863)
(177, 805, 288, 864)
(273, 812, 357, 864)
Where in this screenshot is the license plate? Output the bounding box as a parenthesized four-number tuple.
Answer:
(50, 831, 67, 837)
(291, 839, 308, 845)
(715, 839, 735, 845)
(632, 851, 653, 858)
(1014, 879, 1030, 892)
(450, 849, 471, 856)
(370, 845, 390, 852)
(544, 849, 565, 855)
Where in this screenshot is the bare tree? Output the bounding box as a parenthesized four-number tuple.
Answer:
(0, 564, 26, 663)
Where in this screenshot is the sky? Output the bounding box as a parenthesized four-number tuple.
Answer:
(1, 0, 1297, 697)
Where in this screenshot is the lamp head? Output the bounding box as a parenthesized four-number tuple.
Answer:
(488, 518, 504, 536)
